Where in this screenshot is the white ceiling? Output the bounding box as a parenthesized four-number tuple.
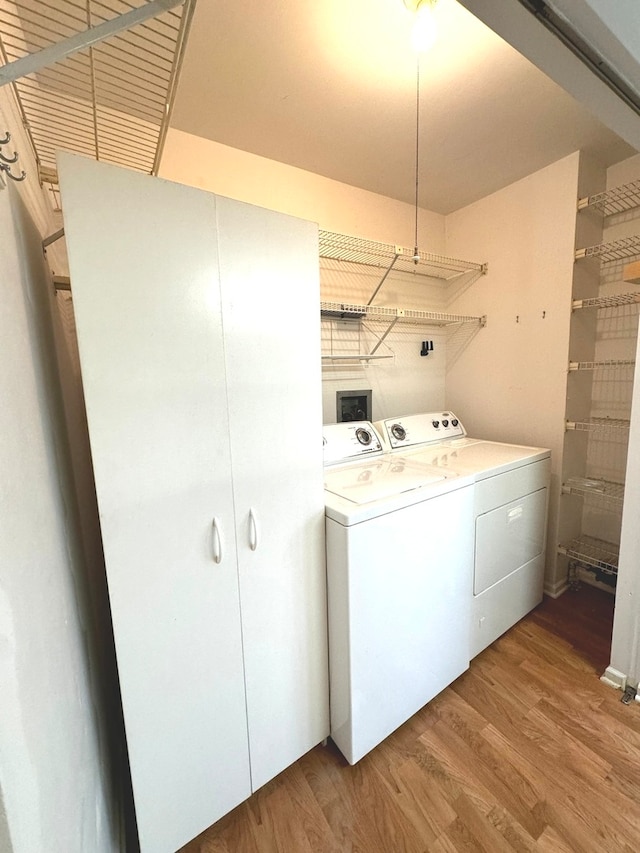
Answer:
(169, 0, 636, 214)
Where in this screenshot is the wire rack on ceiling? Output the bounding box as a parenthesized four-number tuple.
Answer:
(0, 0, 195, 198)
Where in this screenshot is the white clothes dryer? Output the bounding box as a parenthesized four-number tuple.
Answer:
(323, 421, 475, 765)
(375, 412, 551, 659)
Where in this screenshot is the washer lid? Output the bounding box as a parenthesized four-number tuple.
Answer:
(324, 456, 447, 504)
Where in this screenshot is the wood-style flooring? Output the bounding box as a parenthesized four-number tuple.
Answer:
(180, 585, 640, 853)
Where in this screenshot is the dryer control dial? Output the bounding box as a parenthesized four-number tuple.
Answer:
(391, 424, 406, 441)
(432, 420, 440, 429)
(442, 419, 449, 428)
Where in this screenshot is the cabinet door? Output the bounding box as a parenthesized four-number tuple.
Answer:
(58, 155, 251, 853)
(216, 196, 329, 791)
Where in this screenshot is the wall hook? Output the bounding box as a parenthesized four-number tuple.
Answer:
(0, 162, 26, 182)
(0, 148, 18, 164)
(0, 131, 10, 145)
(420, 340, 434, 357)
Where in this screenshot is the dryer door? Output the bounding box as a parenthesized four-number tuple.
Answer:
(474, 487, 547, 595)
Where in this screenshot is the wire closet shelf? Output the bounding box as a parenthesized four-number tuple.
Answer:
(320, 302, 486, 328)
(0, 0, 195, 183)
(319, 230, 487, 282)
(562, 477, 625, 507)
(565, 417, 631, 433)
(568, 359, 636, 371)
(572, 293, 640, 311)
(575, 235, 640, 264)
(578, 178, 640, 217)
(558, 535, 619, 577)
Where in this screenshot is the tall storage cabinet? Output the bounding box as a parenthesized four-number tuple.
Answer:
(57, 153, 329, 853)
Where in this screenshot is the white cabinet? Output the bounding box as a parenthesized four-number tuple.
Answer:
(57, 153, 329, 853)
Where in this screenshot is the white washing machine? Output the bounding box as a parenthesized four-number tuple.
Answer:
(375, 412, 551, 659)
(322, 421, 475, 765)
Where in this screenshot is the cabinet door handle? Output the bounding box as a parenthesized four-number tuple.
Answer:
(212, 517, 223, 564)
(248, 509, 258, 551)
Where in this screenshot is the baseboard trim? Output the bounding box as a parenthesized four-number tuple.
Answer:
(601, 666, 627, 691)
(543, 578, 569, 599)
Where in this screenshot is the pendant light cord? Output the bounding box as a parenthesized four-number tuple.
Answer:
(413, 57, 420, 263)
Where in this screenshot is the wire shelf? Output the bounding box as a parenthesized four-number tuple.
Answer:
(578, 178, 640, 217)
(572, 293, 640, 311)
(319, 231, 487, 282)
(575, 235, 640, 264)
(321, 354, 393, 362)
(568, 359, 635, 371)
(558, 535, 619, 576)
(320, 302, 486, 328)
(566, 417, 630, 433)
(0, 0, 194, 180)
(562, 477, 625, 507)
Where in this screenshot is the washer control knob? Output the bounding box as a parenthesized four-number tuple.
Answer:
(391, 424, 406, 441)
(452, 418, 459, 427)
(432, 420, 440, 429)
(355, 427, 372, 445)
(442, 419, 449, 428)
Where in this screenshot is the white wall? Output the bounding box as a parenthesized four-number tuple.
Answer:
(0, 89, 119, 853)
(444, 153, 581, 593)
(160, 129, 445, 249)
(0, 182, 118, 853)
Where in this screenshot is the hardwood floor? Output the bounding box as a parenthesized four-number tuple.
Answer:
(180, 586, 640, 853)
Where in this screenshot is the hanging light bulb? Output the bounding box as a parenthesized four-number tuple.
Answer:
(403, 0, 438, 53)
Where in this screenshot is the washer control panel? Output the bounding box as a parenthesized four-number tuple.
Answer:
(323, 421, 383, 466)
(375, 411, 466, 449)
